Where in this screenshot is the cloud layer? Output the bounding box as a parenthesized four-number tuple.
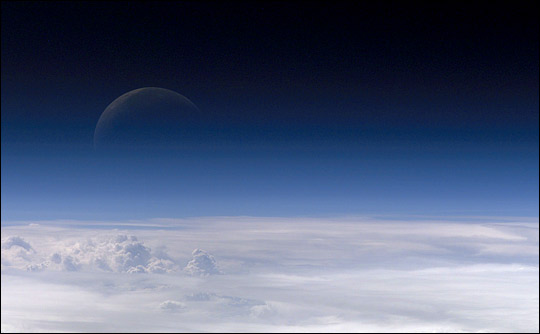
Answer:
(1, 216, 538, 332)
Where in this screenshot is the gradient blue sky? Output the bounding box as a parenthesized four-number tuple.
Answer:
(1, 2, 538, 221)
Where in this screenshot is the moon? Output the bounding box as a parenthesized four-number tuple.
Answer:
(94, 87, 200, 149)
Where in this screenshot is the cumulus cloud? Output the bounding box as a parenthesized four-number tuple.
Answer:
(50, 253, 62, 264)
(1, 216, 538, 332)
(1, 236, 38, 269)
(184, 249, 222, 276)
(160, 300, 186, 312)
(184, 292, 264, 308)
(250, 302, 278, 319)
(26, 262, 48, 272)
(2, 236, 34, 252)
(2, 234, 178, 274)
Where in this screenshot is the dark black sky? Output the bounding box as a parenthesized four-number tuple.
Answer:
(2, 1, 538, 145)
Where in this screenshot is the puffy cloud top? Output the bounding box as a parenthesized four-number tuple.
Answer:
(2, 236, 33, 252)
(160, 300, 186, 312)
(61, 234, 177, 273)
(184, 249, 221, 276)
(1, 236, 37, 268)
(2, 234, 178, 274)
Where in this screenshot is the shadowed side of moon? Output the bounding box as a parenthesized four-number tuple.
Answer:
(94, 87, 201, 149)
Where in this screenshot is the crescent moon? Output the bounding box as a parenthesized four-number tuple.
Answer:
(94, 87, 200, 149)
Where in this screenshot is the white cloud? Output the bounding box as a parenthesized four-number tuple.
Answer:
(25, 262, 48, 272)
(184, 249, 222, 276)
(1, 236, 39, 269)
(183, 292, 264, 308)
(160, 300, 186, 312)
(250, 302, 278, 319)
(2, 234, 178, 274)
(1, 216, 538, 332)
(1, 236, 34, 252)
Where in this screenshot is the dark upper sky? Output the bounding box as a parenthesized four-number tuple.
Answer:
(1, 1, 538, 220)
(2, 1, 538, 144)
